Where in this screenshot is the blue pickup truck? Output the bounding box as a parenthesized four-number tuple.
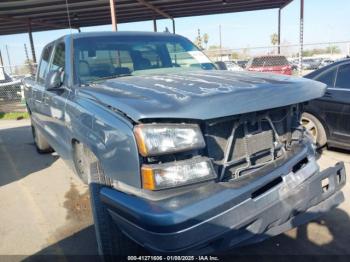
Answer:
(23, 32, 346, 256)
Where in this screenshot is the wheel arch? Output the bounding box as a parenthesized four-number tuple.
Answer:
(302, 109, 330, 139)
(68, 116, 141, 189)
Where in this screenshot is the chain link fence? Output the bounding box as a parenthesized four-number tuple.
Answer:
(204, 41, 350, 76)
(0, 44, 39, 114)
(0, 66, 25, 113)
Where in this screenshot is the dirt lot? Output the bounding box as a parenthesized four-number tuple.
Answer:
(0, 119, 349, 257)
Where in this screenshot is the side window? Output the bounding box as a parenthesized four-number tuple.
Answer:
(315, 67, 337, 87)
(50, 42, 65, 71)
(335, 64, 350, 89)
(37, 45, 53, 83)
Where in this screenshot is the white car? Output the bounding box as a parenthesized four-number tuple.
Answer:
(224, 61, 244, 71)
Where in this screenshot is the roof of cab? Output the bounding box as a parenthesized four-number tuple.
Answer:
(68, 31, 180, 40)
(41, 31, 183, 50)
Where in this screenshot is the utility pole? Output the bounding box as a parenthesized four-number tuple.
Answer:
(219, 24, 222, 49)
(278, 8, 281, 54)
(24, 44, 34, 76)
(5, 45, 12, 74)
(219, 24, 222, 61)
(0, 49, 4, 67)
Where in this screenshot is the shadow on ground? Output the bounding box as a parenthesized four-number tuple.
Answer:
(0, 125, 58, 186)
(228, 208, 350, 255)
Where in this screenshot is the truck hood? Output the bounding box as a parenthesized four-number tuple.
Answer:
(79, 70, 326, 121)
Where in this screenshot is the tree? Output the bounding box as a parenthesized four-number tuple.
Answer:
(326, 45, 341, 54)
(203, 33, 209, 49)
(231, 52, 239, 59)
(14, 58, 34, 76)
(270, 33, 279, 46)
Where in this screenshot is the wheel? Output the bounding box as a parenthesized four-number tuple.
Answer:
(301, 112, 327, 148)
(31, 118, 53, 154)
(73, 142, 140, 256)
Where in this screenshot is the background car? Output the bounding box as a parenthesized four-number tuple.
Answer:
(302, 59, 350, 149)
(246, 55, 292, 75)
(215, 61, 228, 70)
(320, 58, 335, 68)
(237, 60, 248, 69)
(224, 61, 244, 71)
(302, 58, 322, 70)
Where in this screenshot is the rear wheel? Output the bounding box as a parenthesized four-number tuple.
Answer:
(31, 118, 53, 154)
(73, 142, 140, 256)
(301, 112, 327, 148)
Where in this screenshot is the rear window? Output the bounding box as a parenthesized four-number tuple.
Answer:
(249, 56, 289, 67)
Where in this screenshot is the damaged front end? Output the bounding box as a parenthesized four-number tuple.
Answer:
(206, 104, 310, 182)
(100, 103, 346, 254)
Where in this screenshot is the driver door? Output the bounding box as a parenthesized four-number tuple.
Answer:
(41, 40, 70, 155)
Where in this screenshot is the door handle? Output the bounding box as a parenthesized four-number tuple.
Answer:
(324, 91, 332, 98)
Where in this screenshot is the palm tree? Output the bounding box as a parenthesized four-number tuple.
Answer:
(203, 33, 209, 49)
(270, 33, 279, 54)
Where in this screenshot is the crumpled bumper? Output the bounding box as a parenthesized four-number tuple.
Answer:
(100, 145, 346, 254)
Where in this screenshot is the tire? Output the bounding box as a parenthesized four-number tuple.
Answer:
(31, 118, 53, 154)
(73, 142, 140, 257)
(301, 112, 327, 148)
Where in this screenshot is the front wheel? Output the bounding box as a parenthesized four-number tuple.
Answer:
(301, 112, 327, 148)
(73, 142, 140, 256)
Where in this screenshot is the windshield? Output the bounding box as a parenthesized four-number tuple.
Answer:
(73, 34, 216, 84)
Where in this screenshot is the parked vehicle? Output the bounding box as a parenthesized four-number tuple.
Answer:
(320, 58, 335, 68)
(303, 59, 350, 150)
(237, 59, 248, 68)
(302, 58, 322, 70)
(0, 68, 22, 101)
(215, 61, 228, 70)
(24, 32, 346, 256)
(246, 55, 292, 75)
(224, 61, 244, 71)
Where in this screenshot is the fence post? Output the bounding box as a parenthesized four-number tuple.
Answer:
(298, 0, 304, 76)
(5, 45, 12, 75)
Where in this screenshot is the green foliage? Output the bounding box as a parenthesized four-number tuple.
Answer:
(0, 112, 29, 120)
(194, 30, 210, 50)
(270, 33, 279, 46)
(208, 45, 220, 50)
(231, 52, 239, 59)
(301, 45, 341, 56)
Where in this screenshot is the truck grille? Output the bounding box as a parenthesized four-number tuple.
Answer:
(204, 106, 294, 181)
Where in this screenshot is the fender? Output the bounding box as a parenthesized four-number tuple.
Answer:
(64, 94, 141, 188)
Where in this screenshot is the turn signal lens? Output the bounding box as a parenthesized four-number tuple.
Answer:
(141, 157, 215, 190)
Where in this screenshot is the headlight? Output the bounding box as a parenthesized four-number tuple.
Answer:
(134, 123, 205, 156)
(141, 157, 215, 190)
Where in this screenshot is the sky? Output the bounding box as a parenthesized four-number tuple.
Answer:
(0, 0, 349, 66)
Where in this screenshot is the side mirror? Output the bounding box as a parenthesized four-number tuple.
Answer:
(45, 70, 63, 90)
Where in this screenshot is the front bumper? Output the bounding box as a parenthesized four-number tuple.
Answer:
(100, 145, 346, 254)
